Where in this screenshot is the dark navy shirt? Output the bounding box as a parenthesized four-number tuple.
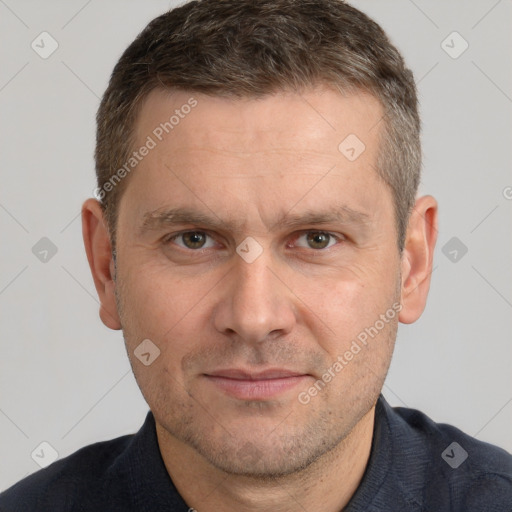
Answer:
(1, 396, 511, 511)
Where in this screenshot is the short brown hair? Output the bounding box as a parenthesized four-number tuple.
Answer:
(95, 0, 420, 251)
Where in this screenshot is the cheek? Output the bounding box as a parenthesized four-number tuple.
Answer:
(117, 270, 201, 406)
(299, 260, 399, 334)
(118, 263, 215, 374)
(120, 262, 198, 330)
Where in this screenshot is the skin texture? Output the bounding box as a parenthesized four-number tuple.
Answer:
(82, 86, 438, 512)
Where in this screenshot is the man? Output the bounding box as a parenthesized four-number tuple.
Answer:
(1, 0, 511, 510)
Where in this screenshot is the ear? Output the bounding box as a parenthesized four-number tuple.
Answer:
(399, 195, 438, 324)
(81, 198, 122, 330)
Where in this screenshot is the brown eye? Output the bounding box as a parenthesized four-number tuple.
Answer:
(174, 231, 212, 249)
(293, 231, 339, 250)
(306, 232, 333, 249)
(182, 232, 206, 249)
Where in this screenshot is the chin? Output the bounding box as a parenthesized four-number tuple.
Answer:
(182, 419, 347, 479)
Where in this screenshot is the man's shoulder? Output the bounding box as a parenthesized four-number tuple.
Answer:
(391, 401, 512, 473)
(0, 432, 135, 511)
(380, 398, 512, 510)
(1, 411, 188, 512)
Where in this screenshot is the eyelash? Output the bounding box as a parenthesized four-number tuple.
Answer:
(164, 230, 344, 252)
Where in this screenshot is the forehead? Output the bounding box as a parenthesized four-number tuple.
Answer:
(119, 86, 390, 233)
(135, 86, 383, 157)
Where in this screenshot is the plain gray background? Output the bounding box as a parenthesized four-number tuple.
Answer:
(1, 0, 511, 491)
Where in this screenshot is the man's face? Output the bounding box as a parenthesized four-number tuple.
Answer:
(114, 86, 402, 476)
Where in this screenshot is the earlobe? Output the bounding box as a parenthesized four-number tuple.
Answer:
(399, 195, 438, 324)
(81, 198, 122, 330)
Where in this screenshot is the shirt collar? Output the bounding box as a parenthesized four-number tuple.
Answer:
(344, 395, 427, 511)
(108, 411, 190, 511)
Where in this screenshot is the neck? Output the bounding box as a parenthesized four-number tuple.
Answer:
(156, 406, 375, 512)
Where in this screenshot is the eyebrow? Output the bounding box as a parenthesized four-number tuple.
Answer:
(138, 205, 371, 237)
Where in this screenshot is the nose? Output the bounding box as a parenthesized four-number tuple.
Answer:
(213, 254, 296, 343)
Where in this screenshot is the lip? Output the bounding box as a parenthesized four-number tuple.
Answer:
(203, 368, 310, 400)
